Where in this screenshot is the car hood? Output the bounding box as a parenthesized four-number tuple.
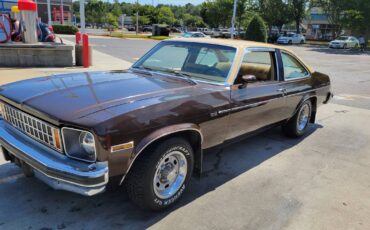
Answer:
(0, 70, 198, 124)
(331, 40, 345, 43)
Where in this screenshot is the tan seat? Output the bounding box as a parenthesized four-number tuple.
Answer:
(215, 62, 232, 73)
(238, 63, 272, 81)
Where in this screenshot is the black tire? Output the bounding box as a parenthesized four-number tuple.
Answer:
(343, 43, 347, 49)
(282, 100, 312, 138)
(300, 40, 304, 44)
(124, 137, 194, 211)
(288, 40, 293, 45)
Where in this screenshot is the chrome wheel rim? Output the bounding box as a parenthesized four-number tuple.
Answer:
(153, 151, 187, 199)
(297, 104, 310, 131)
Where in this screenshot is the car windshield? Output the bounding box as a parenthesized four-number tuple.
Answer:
(183, 33, 193, 38)
(286, 34, 294, 37)
(337, 36, 348, 40)
(132, 41, 237, 84)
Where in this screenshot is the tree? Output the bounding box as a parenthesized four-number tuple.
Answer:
(289, 0, 308, 33)
(139, 16, 150, 26)
(258, 0, 291, 34)
(111, 0, 122, 18)
(201, 0, 233, 28)
(106, 13, 118, 28)
(244, 14, 267, 42)
(157, 6, 175, 25)
(183, 14, 206, 28)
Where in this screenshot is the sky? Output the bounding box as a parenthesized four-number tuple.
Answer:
(123, 0, 206, 6)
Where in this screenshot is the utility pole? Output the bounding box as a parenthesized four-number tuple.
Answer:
(121, 14, 126, 33)
(136, 0, 139, 35)
(231, 0, 237, 39)
(80, 0, 85, 34)
(47, 0, 51, 26)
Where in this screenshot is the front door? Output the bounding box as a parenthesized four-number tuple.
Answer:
(226, 48, 287, 140)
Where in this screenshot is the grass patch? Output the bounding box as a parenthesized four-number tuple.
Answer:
(110, 33, 172, 40)
(306, 40, 370, 48)
(306, 40, 329, 46)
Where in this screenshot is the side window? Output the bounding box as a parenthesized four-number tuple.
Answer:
(195, 48, 219, 66)
(236, 51, 276, 83)
(281, 52, 309, 80)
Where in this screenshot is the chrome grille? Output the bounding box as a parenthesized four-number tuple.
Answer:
(0, 102, 63, 152)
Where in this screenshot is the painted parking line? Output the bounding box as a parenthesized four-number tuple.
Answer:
(0, 173, 24, 185)
(334, 94, 370, 101)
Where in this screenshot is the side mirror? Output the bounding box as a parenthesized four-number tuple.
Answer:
(242, 75, 257, 83)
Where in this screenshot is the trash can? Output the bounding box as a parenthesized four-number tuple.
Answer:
(152, 24, 170, 37)
(18, 0, 38, 43)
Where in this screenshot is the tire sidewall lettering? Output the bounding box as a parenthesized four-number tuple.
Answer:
(153, 144, 190, 207)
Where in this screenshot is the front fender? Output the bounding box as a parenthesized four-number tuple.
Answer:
(119, 123, 203, 184)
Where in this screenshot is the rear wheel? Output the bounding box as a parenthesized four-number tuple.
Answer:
(288, 40, 293, 45)
(343, 43, 348, 49)
(125, 137, 194, 211)
(282, 100, 312, 137)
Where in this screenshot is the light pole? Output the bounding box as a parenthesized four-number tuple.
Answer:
(121, 14, 126, 33)
(47, 0, 51, 26)
(80, 0, 85, 34)
(136, 0, 139, 35)
(231, 0, 237, 39)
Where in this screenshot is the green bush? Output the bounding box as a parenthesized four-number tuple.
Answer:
(52, 25, 79, 35)
(244, 15, 267, 43)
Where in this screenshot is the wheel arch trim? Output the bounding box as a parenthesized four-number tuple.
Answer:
(291, 94, 317, 121)
(119, 124, 203, 185)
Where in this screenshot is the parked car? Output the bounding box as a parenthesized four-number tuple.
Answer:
(142, 26, 152, 33)
(268, 32, 283, 43)
(277, 33, 306, 44)
(329, 36, 360, 49)
(0, 38, 332, 211)
(182, 32, 210, 38)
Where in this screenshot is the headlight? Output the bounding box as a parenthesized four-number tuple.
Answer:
(62, 127, 96, 162)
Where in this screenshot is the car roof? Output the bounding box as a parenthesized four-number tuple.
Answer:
(168, 37, 290, 52)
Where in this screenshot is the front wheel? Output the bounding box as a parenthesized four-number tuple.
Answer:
(125, 137, 194, 211)
(282, 100, 312, 137)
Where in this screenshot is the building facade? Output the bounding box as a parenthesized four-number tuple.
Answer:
(0, 0, 72, 24)
(303, 7, 341, 41)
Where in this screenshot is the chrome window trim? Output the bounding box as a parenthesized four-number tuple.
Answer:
(280, 51, 311, 81)
(119, 127, 203, 185)
(61, 127, 97, 163)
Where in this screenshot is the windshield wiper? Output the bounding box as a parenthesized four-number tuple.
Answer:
(162, 69, 197, 84)
(131, 66, 153, 75)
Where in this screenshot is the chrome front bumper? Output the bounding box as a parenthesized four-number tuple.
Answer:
(0, 120, 108, 196)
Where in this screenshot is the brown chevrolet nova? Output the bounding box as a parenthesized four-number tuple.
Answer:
(0, 38, 332, 210)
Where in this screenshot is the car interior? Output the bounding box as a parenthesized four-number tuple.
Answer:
(234, 51, 276, 84)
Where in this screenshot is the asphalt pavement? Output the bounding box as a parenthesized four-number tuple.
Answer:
(1, 37, 370, 230)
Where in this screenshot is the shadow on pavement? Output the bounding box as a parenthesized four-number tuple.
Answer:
(306, 46, 370, 56)
(0, 124, 322, 229)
